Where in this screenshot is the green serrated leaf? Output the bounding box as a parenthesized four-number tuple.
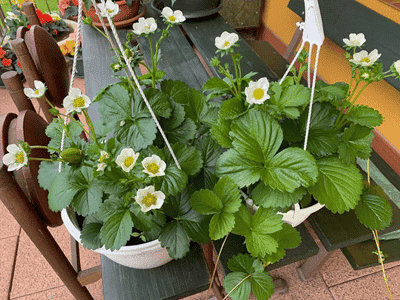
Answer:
(252, 272, 274, 300)
(48, 168, 78, 212)
(80, 222, 103, 250)
(246, 231, 278, 257)
(114, 117, 157, 151)
(154, 165, 188, 196)
(223, 272, 251, 300)
(211, 118, 233, 148)
(233, 205, 252, 236)
(219, 97, 246, 120)
(338, 125, 374, 164)
(97, 83, 131, 125)
(347, 105, 384, 128)
(190, 189, 223, 214)
(228, 253, 255, 273)
(209, 211, 235, 240)
(38, 161, 60, 191)
(202, 77, 231, 93)
(213, 176, 241, 213)
(252, 207, 283, 234)
(263, 147, 318, 192)
(100, 209, 133, 251)
(143, 88, 172, 118)
(159, 221, 190, 259)
(170, 144, 203, 176)
(309, 157, 363, 213)
(163, 100, 185, 130)
(251, 182, 305, 208)
(216, 149, 263, 188)
(355, 194, 392, 230)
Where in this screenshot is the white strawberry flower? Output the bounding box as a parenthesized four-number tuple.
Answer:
(98, 0, 119, 18)
(161, 7, 185, 24)
(350, 49, 381, 67)
(343, 33, 366, 47)
(142, 155, 166, 177)
(215, 31, 239, 50)
(6, 12, 18, 20)
(135, 186, 165, 212)
(63, 88, 91, 113)
(394, 60, 400, 75)
(97, 150, 110, 171)
(245, 77, 270, 104)
(2, 144, 28, 171)
(23, 80, 46, 99)
(132, 17, 157, 35)
(115, 148, 139, 172)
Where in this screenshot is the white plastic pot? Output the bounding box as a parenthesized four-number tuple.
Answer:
(61, 209, 174, 269)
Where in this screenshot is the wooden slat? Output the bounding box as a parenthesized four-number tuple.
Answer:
(78, 265, 102, 286)
(182, 14, 280, 82)
(137, 5, 210, 90)
(101, 243, 210, 300)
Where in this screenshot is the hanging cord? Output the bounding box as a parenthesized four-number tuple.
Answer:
(58, 0, 84, 172)
(95, 0, 181, 169)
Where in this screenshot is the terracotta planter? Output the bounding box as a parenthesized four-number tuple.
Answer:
(151, 0, 222, 18)
(86, 0, 140, 24)
(62, 208, 174, 269)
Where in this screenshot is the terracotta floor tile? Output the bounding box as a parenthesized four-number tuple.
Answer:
(319, 248, 400, 287)
(329, 265, 400, 300)
(269, 261, 334, 300)
(0, 236, 18, 300)
(10, 285, 74, 300)
(0, 201, 21, 239)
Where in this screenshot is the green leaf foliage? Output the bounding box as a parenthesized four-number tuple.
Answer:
(45, 118, 83, 152)
(355, 192, 392, 231)
(314, 81, 349, 107)
(251, 182, 305, 208)
(211, 118, 233, 148)
(159, 221, 190, 259)
(299, 102, 340, 157)
(202, 77, 231, 94)
(48, 166, 79, 212)
(309, 157, 363, 213)
(80, 222, 103, 250)
(167, 144, 203, 176)
(38, 161, 60, 191)
(224, 254, 274, 300)
(190, 177, 241, 239)
(100, 208, 133, 251)
(346, 105, 384, 128)
(219, 97, 246, 120)
(338, 124, 374, 164)
(97, 83, 131, 125)
(154, 165, 188, 197)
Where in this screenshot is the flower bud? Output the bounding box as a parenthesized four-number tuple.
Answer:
(60, 148, 83, 164)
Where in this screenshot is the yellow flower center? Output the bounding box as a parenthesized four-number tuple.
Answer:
(361, 57, 370, 63)
(253, 88, 265, 100)
(168, 15, 176, 22)
(124, 156, 134, 168)
(73, 96, 86, 108)
(15, 151, 25, 164)
(223, 41, 230, 48)
(107, 8, 113, 13)
(34, 89, 40, 95)
(99, 155, 107, 163)
(142, 193, 157, 207)
(146, 163, 160, 175)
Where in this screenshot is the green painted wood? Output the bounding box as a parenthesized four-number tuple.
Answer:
(288, 0, 400, 91)
(182, 14, 280, 82)
(214, 223, 319, 275)
(102, 243, 210, 300)
(341, 238, 400, 270)
(309, 198, 400, 252)
(137, 4, 210, 90)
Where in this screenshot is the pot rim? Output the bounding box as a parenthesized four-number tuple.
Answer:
(61, 208, 163, 254)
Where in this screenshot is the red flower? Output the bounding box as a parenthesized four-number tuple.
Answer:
(27, 25, 31, 29)
(17, 61, 22, 68)
(53, 29, 58, 36)
(72, 0, 79, 6)
(36, 9, 52, 24)
(0, 48, 6, 59)
(2, 58, 12, 67)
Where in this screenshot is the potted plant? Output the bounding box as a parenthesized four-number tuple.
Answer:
(59, 39, 85, 77)
(83, 0, 144, 28)
(0, 42, 24, 87)
(5, 5, 73, 41)
(2, 5, 400, 298)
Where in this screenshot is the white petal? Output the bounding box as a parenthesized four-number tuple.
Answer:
(161, 7, 173, 17)
(23, 88, 36, 98)
(34, 80, 45, 90)
(69, 88, 82, 97)
(6, 144, 20, 154)
(7, 163, 20, 171)
(2, 153, 16, 165)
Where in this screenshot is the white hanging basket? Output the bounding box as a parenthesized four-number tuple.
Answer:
(61, 209, 173, 269)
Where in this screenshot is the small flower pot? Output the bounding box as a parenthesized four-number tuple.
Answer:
(66, 56, 84, 78)
(151, 0, 222, 19)
(62, 208, 174, 269)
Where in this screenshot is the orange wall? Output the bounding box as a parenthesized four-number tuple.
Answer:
(263, 0, 400, 151)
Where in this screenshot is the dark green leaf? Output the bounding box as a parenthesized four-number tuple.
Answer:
(114, 117, 157, 151)
(219, 97, 246, 120)
(347, 105, 384, 128)
(97, 83, 131, 124)
(48, 168, 78, 212)
(223, 272, 251, 300)
(143, 88, 172, 118)
(80, 222, 103, 250)
(159, 221, 190, 259)
(227, 253, 255, 273)
(165, 118, 197, 144)
(210, 118, 233, 148)
(209, 212, 235, 240)
(202, 77, 231, 93)
(170, 144, 203, 176)
(252, 272, 274, 300)
(338, 125, 374, 163)
(38, 161, 60, 191)
(190, 189, 223, 214)
(100, 209, 133, 250)
(233, 205, 252, 236)
(309, 157, 363, 213)
(213, 176, 241, 213)
(251, 182, 305, 208)
(154, 165, 188, 196)
(355, 194, 392, 230)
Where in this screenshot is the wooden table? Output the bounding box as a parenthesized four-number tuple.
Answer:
(81, 5, 318, 299)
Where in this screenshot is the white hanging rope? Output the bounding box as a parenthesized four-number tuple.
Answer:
(96, 0, 181, 169)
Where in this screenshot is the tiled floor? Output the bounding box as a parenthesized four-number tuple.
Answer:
(1, 78, 400, 300)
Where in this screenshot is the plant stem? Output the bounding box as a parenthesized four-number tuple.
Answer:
(148, 35, 156, 88)
(59, 112, 91, 137)
(30, 145, 60, 152)
(91, 24, 110, 40)
(372, 230, 392, 299)
(223, 274, 252, 300)
(29, 157, 57, 162)
(230, 53, 241, 100)
(209, 233, 230, 291)
(82, 109, 102, 149)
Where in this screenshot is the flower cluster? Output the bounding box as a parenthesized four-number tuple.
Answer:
(0, 43, 22, 74)
(58, 0, 79, 18)
(59, 39, 81, 58)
